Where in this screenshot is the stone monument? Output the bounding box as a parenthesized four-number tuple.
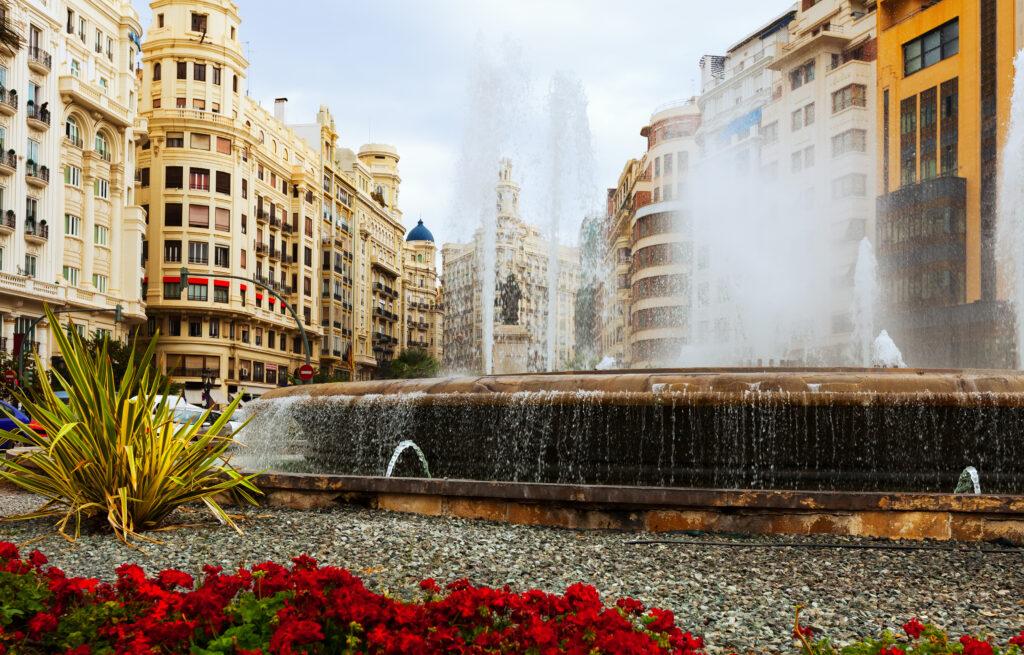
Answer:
(492, 273, 531, 374)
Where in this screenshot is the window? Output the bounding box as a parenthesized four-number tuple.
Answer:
(304, 246, 312, 267)
(165, 166, 183, 189)
(305, 217, 313, 236)
(760, 121, 778, 145)
(64, 214, 81, 236)
(192, 98, 205, 110)
(212, 67, 222, 85)
(789, 59, 815, 90)
(67, 9, 75, 35)
(78, 17, 85, 42)
(904, 20, 958, 76)
(168, 317, 181, 335)
(791, 108, 803, 131)
(215, 171, 231, 194)
(94, 28, 102, 53)
(167, 132, 184, 148)
(64, 165, 81, 187)
(214, 286, 228, 303)
(188, 205, 210, 228)
(920, 86, 938, 180)
(24, 254, 36, 278)
(98, 77, 109, 94)
(191, 12, 207, 32)
(233, 75, 238, 93)
(176, 61, 187, 79)
(900, 96, 917, 186)
(188, 241, 209, 264)
(215, 207, 230, 232)
(940, 77, 959, 176)
(803, 145, 814, 168)
(193, 63, 206, 81)
(93, 134, 110, 161)
(832, 84, 867, 113)
(831, 129, 867, 157)
(791, 151, 802, 173)
(139, 167, 150, 187)
(215, 245, 230, 267)
(191, 133, 210, 150)
(106, 37, 112, 61)
(241, 179, 248, 199)
(216, 137, 231, 154)
(94, 224, 108, 246)
(157, 13, 164, 28)
(62, 266, 80, 286)
(94, 179, 109, 199)
(165, 203, 183, 226)
(153, 62, 161, 81)
(175, 97, 186, 108)
(189, 167, 210, 190)
(65, 119, 81, 148)
(164, 240, 182, 262)
(152, 98, 161, 109)
(70, 59, 80, 78)
(804, 103, 815, 126)
(92, 274, 107, 293)
(831, 173, 867, 199)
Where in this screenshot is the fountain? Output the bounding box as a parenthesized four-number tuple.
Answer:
(853, 238, 878, 367)
(871, 331, 906, 368)
(249, 369, 1024, 494)
(999, 50, 1024, 369)
(385, 440, 431, 478)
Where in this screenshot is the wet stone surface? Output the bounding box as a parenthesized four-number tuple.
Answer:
(1, 492, 1022, 654)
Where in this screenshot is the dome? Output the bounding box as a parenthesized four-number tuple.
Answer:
(406, 219, 434, 242)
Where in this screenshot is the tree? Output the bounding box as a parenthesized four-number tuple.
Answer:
(380, 349, 440, 380)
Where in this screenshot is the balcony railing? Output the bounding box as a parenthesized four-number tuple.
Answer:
(25, 162, 49, 185)
(255, 242, 269, 255)
(27, 46, 51, 72)
(168, 366, 221, 378)
(26, 104, 50, 126)
(0, 88, 16, 113)
(24, 221, 49, 240)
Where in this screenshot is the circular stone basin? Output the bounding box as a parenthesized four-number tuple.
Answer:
(254, 368, 1024, 493)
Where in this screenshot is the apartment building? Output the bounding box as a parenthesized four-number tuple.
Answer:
(875, 0, 1018, 367)
(137, 0, 417, 400)
(0, 0, 145, 370)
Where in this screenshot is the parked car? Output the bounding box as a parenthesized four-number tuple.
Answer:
(169, 406, 242, 437)
(0, 399, 46, 449)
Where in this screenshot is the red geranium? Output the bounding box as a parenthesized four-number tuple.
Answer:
(903, 617, 925, 640)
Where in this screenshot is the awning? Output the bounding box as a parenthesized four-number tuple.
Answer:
(187, 277, 209, 285)
(268, 297, 276, 305)
(214, 280, 230, 288)
(162, 275, 180, 283)
(239, 284, 248, 292)
(255, 292, 264, 300)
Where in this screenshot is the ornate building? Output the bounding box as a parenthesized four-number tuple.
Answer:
(402, 218, 442, 363)
(0, 0, 145, 368)
(442, 160, 579, 374)
(137, 0, 414, 401)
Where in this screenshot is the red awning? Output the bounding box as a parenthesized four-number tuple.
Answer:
(187, 277, 209, 285)
(239, 284, 248, 292)
(161, 275, 180, 283)
(214, 280, 230, 288)
(255, 293, 264, 300)
(268, 297, 277, 305)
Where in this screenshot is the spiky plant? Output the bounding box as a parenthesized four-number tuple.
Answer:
(0, 306, 260, 543)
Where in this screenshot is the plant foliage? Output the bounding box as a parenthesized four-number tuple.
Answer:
(0, 307, 260, 543)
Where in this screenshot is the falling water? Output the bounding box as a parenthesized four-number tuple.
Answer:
(853, 238, 878, 367)
(871, 330, 906, 368)
(384, 440, 431, 478)
(998, 50, 1024, 369)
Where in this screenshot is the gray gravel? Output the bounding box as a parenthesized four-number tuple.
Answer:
(1, 489, 1022, 653)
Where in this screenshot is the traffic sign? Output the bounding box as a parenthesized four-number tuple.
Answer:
(298, 363, 315, 382)
(3, 369, 18, 386)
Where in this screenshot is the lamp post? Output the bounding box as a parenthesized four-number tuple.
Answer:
(16, 304, 124, 382)
(177, 268, 312, 382)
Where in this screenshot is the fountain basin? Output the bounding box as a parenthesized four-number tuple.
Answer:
(253, 368, 1024, 494)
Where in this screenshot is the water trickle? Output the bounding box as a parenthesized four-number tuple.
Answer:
(998, 50, 1024, 368)
(385, 440, 431, 478)
(955, 466, 981, 494)
(853, 238, 878, 367)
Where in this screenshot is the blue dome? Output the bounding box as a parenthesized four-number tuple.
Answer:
(406, 219, 434, 242)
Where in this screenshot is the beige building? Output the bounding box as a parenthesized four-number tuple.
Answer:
(443, 159, 579, 373)
(0, 0, 146, 370)
(136, 0, 418, 400)
(402, 218, 442, 362)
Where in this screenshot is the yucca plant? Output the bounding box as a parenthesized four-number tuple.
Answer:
(0, 306, 260, 544)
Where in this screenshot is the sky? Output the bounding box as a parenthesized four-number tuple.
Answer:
(131, 0, 792, 246)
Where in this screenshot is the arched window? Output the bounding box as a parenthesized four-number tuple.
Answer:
(65, 116, 81, 146)
(153, 62, 161, 81)
(94, 132, 110, 161)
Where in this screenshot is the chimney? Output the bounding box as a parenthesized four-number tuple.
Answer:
(274, 97, 288, 123)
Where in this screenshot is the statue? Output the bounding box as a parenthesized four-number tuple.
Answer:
(497, 273, 522, 325)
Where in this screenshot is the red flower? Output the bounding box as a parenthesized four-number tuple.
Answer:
(0, 542, 18, 560)
(903, 618, 925, 640)
(647, 608, 676, 633)
(794, 625, 814, 640)
(419, 578, 440, 593)
(1010, 631, 1024, 647)
(155, 569, 194, 590)
(961, 635, 995, 655)
(64, 646, 91, 655)
(27, 550, 47, 568)
(27, 611, 58, 637)
(616, 597, 645, 615)
(880, 647, 905, 655)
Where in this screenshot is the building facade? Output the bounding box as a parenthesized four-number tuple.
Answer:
(442, 160, 579, 374)
(402, 219, 442, 363)
(875, 0, 1018, 367)
(0, 0, 145, 371)
(137, 0, 417, 401)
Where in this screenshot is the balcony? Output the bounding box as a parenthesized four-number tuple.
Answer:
(255, 242, 269, 256)
(0, 88, 16, 116)
(269, 216, 282, 229)
(0, 210, 14, 234)
(268, 248, 280, 261)
(27, 46, 51, 74)
(25, 104, 50, 131)
(0, 150, 15, 175)
(24, 221, 48, 243)
(770, 23, 849, 71)
(25, 163, 49, 187)
(256, 209, 269, 224)
(64, 134, 82, 149)
(282, 222, 295, 235)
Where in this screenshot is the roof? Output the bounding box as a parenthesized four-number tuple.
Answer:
(406, 219, 434, 242)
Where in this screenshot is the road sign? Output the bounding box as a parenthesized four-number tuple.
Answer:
(3, 369, 17, 386)
(298, 363, 315, 382)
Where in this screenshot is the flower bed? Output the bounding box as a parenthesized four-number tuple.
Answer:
(0, 542, 703, 654)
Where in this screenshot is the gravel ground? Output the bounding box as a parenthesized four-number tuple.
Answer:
(1, 489, 1022, 653)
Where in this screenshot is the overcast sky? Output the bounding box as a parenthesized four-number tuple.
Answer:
(133, 0, 792, 246)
